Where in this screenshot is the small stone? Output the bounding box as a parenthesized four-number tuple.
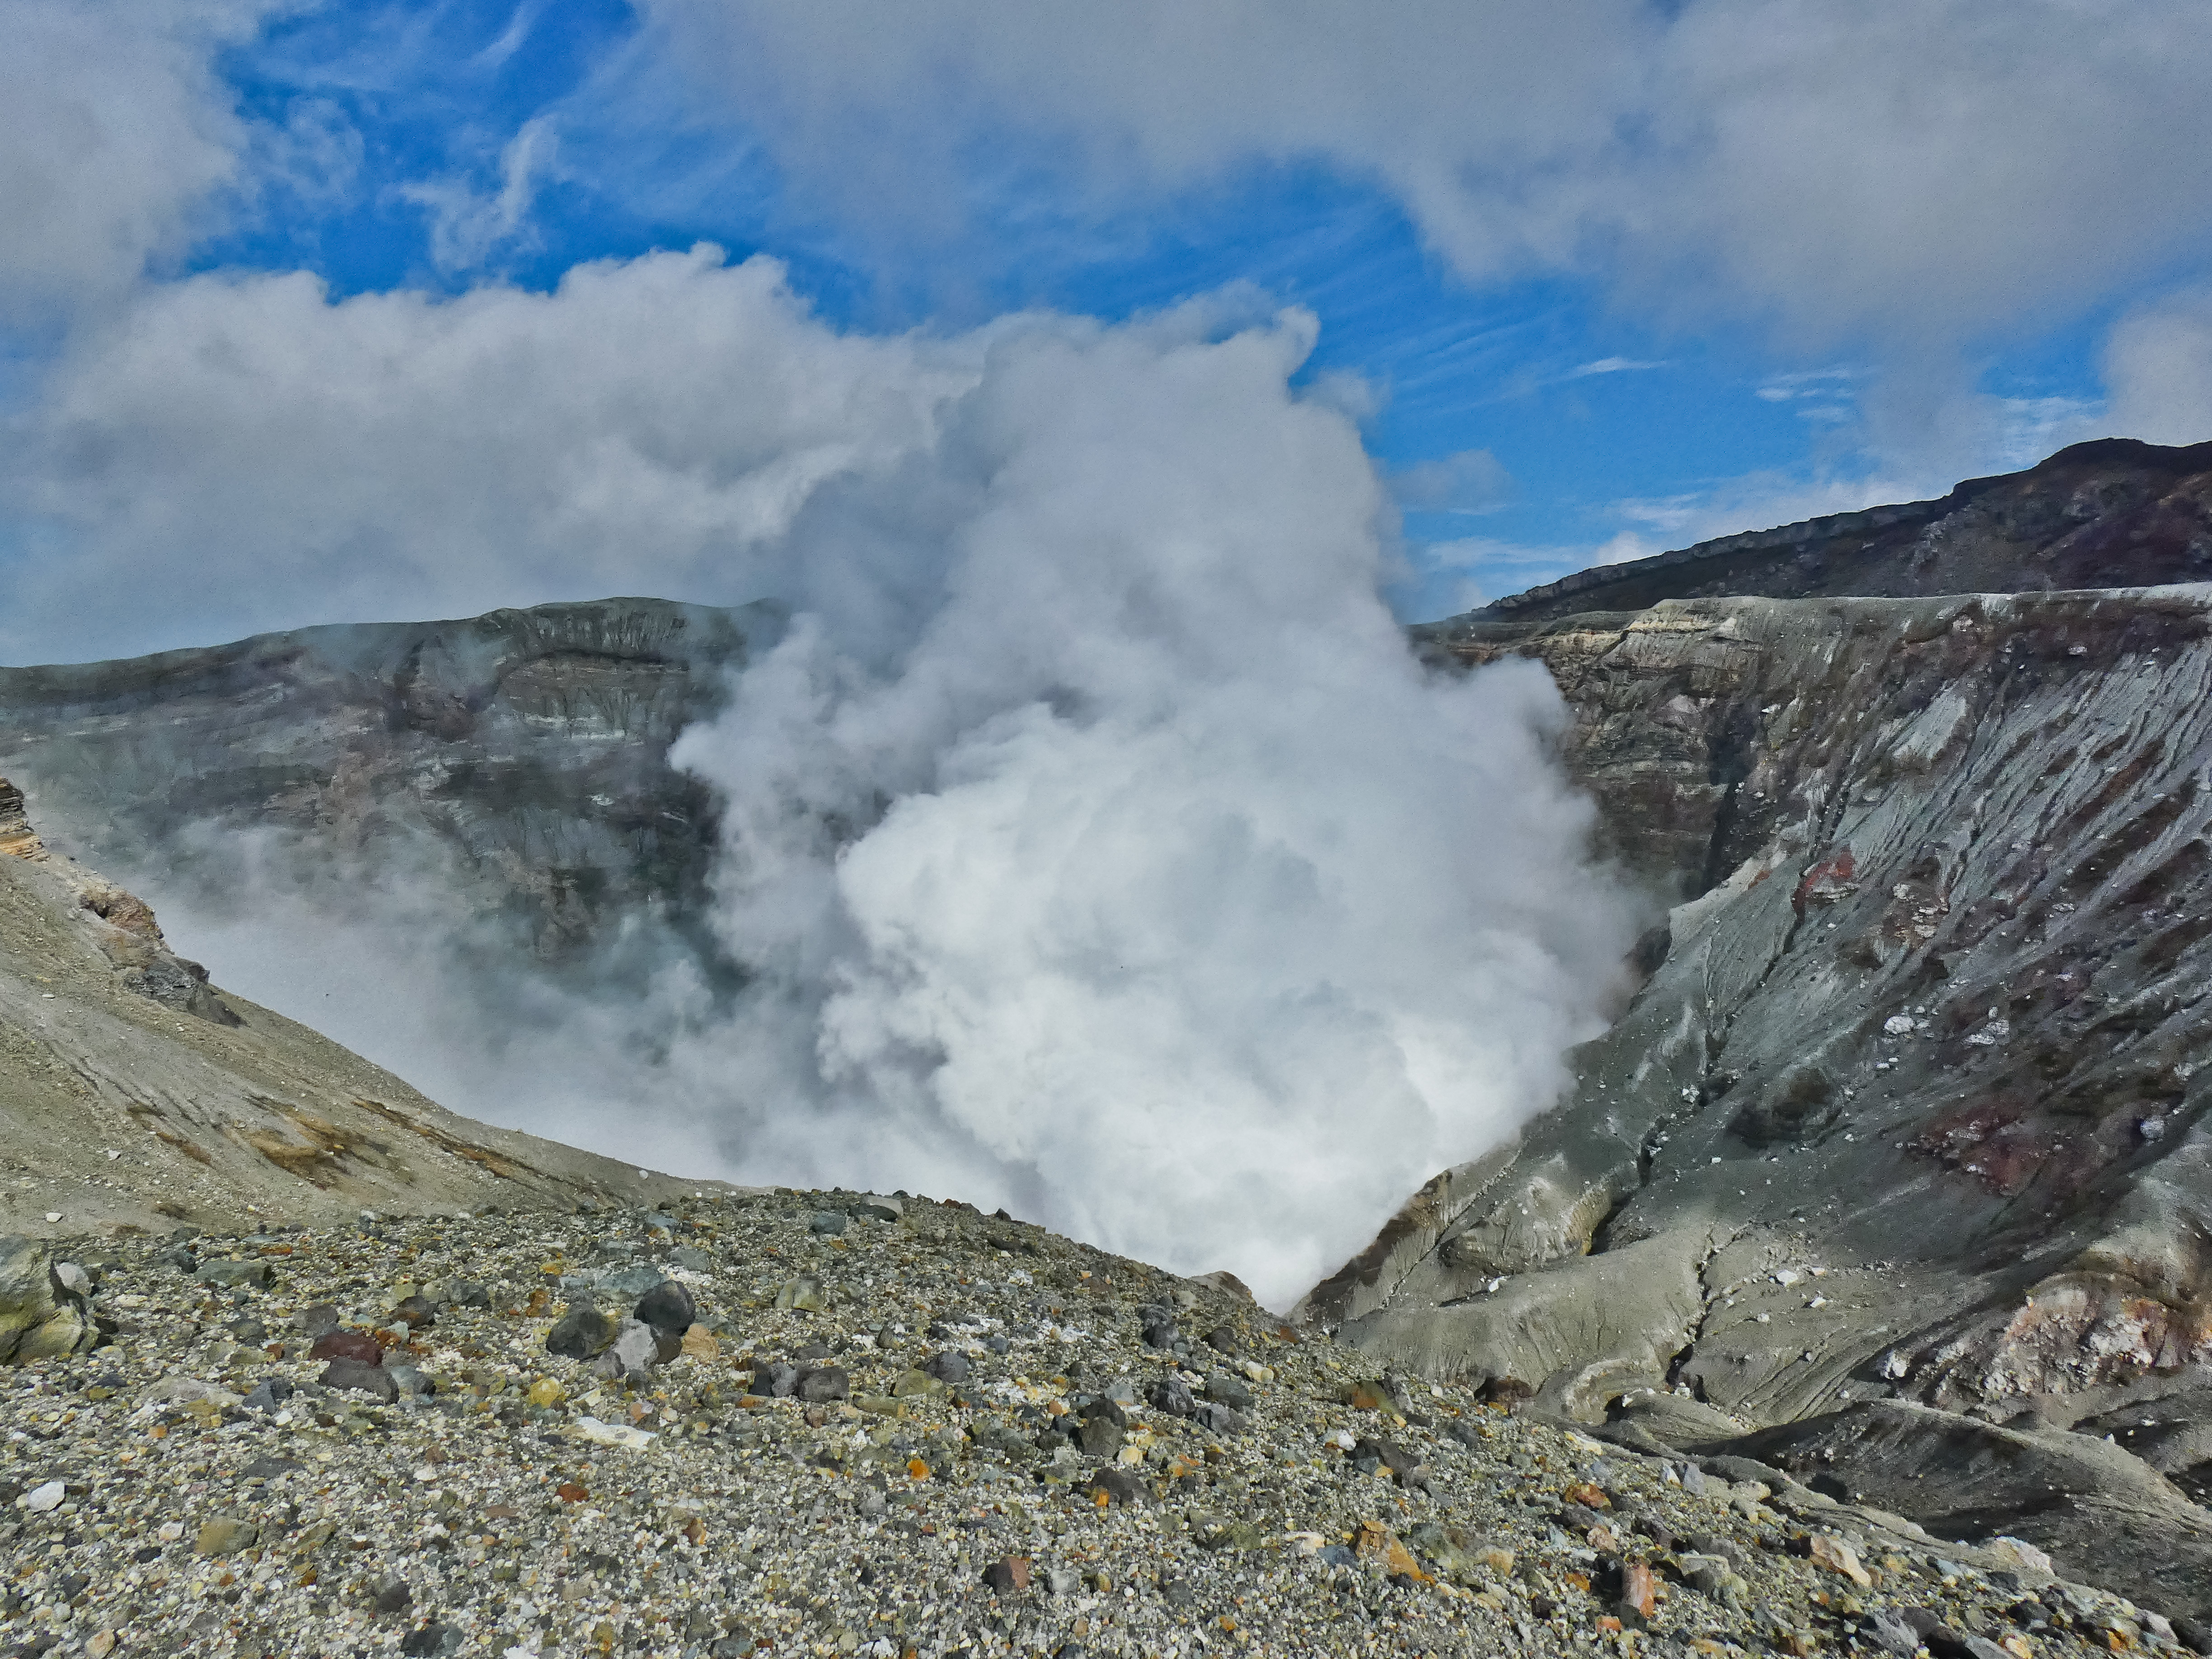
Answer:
(807, 1210, 849, 1236)
(390, 1295, 437, 1329)
(373, 1579, 412, 1614)
(386, 1364, 432, 1397)
(983, 1555, 1032, 1593)
(545, 1303, 618, 1359)
(1204, 1369, 1253, 1409)
(892, 1367, 947, 1398)
(193, 1258, 272, 1289)
(320, 1358, 399, 1402)
(526, 1377, 567, 1408)
(195, 1517, 259, 1556)
(923, 1349, 971, 1384)
(1079, 1415, 1125, 1457)
(796, 1365, 850, 1403)
(291, 1303, 340, 1337)
(308, 1328, 383, 1366)
(680, 1323, 720, 1362)
(751, 1360, 799, 1397)
(398, 1624, 454, 1657)
(21, 1479, 65, 1513)
(634, 1279, 696, 1333)
(1809, 1532, 1874, 1589)
(776, 1275, 827, 1312)
(86, 1632, 118, 1658)
(1192, 1401, 1247, 1436)
(240, 1378, 294, 1412)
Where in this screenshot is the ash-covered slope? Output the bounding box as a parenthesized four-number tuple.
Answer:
(1485, 437, 2212, 629)
(0, 597, 771, 963)
(0, 779, 711, 1238)
(1321, 480, 2212, 1608)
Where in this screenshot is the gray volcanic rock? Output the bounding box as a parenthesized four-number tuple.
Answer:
(0, 596, 774, 963)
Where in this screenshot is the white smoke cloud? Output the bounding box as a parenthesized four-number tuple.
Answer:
(10, 248, 1636, 1308)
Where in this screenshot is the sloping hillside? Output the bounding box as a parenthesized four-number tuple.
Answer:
(0, 779, 718, 1237)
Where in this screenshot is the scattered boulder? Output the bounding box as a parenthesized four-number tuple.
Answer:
(309, 1329, 383, 1366)
(634, 1279, 696, 1336)
(193, 1258, 272, 1290)
(545, 1303, 618, 1359)
(750, 1361, 799, 1398)
(922, 1350, 971, 1385)
(0, 1235, 91, 1362)
(590, 1317, 663, 1382)
(320, 1358, 399, 1403)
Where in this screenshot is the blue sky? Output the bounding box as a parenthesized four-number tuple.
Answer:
(6, 0, 2212, 651)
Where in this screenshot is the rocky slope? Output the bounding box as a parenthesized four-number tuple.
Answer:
(5, 1194, 2190, 1658)
(0, 779, 712, 1240)
(1312, 441, 2212, 1622)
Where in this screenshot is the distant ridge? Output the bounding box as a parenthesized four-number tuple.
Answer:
(1458, 436, 2212, 628)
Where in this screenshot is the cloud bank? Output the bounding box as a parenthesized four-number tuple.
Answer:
(644, 0, 2212, 350)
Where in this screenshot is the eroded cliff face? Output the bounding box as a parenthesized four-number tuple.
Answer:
(1316, 582, 2212, 1607)
(0, 598, 772, 964)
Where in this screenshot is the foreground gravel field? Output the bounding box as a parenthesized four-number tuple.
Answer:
(2, 1192, 2202, 1658)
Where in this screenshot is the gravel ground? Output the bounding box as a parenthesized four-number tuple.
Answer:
(2, 1192, 2201, 1658)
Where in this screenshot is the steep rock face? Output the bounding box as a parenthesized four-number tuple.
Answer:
(0, 598, 772, 962)
(1318, 583, 2212, 1609)
(1484, 437, 2212, 629)
(0, 778, 726, 1237)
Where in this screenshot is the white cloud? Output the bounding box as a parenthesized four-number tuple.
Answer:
(3, 248, 975, 661)
(397, 115, 560, 273)
(12, 248, 1636, 1307)
(2104, 290, 2212, 448)
(1569, 357, 1667, 378)
(642, 0, 2212, 354)
(0, 0, 282, 320)
(1392, 447, 1514, 512)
